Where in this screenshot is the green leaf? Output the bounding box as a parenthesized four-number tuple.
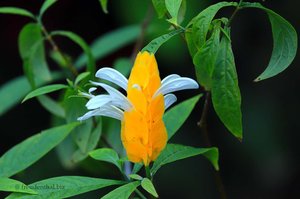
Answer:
(0, 72, 64, 116)
(51, 30, 96, 75)
(142, 29, 184, 54)
(0, 123, 79, 178)
(19, 23, 52, 87)
(240, 2, 298, 81)
(39, 0, 58, 18)
(152, 0, 167, 18)
(74, 72, 90, 86)
(113, 58, 132, 77)
(193, 23, 221, 90)
(0, 7, 35, 19)
(141, 178, 158, 198)
(101, 181, 140, 199)
(89, 148, 122, 172)
(6, 176, 124, 199)
(99, 0, 108, 14)
(37, 95, 66, 118)
(0, 178, 37, 194)
(87, 117, 102, 152)
(128, 174, 143, 181)
(75, 25, 140, 68)
(132, 163, 143, 174)
(211, 29, 242, 139)
(163, 94, 202, 140)
(165, 0, 182, 25)
(22, 84, 68, 103)
(151, 144, 219, 175)
(190, 2, 237, 49)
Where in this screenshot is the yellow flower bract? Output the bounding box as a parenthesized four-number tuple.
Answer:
(121, 51, 167, 166)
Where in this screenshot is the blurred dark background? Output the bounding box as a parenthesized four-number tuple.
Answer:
(0, 0, 299, 198)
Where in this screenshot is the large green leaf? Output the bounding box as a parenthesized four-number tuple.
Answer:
(0, 178, 36, 194)
(152, 0, 167, 18)
(0, 123, 79, 178)
(0, 72, 63, 116)
(142, 29, 184, 54)
(99, 0, 108, 13)
(211, 29, 242, 139)
(193, 23, 221, 90)
(189, 2, 237, 49)
(22, 84, 68, 103)
(163, 94, 202, 140)
(51, 30, 96, 75)
(0, 7, 34, 19)
(89, 148, 122, 172)
(39, 0, 58, 18)
(19, 23, 52, 87)
(75, 25, 140, 68)
(240, 2, 298, 81)
(151, 144, 219, 175)
(101, 181, 140, 199)
(6, 176, 124, 199)
(165, 0, 182, 25)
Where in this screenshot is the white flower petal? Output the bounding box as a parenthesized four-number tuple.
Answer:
(89, 87, 97, 94)
(90, 81, 132, 111)
(86, 94, 111, 110)
(95, 67, 128, 90)
(161, 74, 180, 84)
(78, 105, 124, 121)
(154, 77, 199, 97)
(164, 94, 177, 110)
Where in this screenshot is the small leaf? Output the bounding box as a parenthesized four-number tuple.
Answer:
(132, 163, 143, 174)
(75, 25, 140, 68)
(151, 144, 219, 176)
(152, 0, 167, 18)
(163, 94, 202, 140)
(142, 28, 184, 54)
(51, 31, 96, 75)
(22, 84, 68, 103)
(240, 2, 298, 81)
(165, 0, 182, 25)
(0, 123, 79, 178)
(6, 176, 124, 199)
(37, 95, 66, 118)
(141, 178, 158, 198)
(0, 178, 37, 194)
(89, 148, 122, 172)
(128, 174, 143, 181)
(74, 72, 90, 86)
(19, 23, 52, 87)
(211, 29, 242, 139)
(0, 7, 35, 19)
(99, 0, 108, 14)
(39, 0, 58, 18)
(101, 181, 140, 199)
(193, 23, 221, 90)
(190, 2, 237, 48)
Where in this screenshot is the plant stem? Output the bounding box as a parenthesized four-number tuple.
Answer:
(131, 5, 154, 61)
(135, 189, 147, 199)
(198, 91, 227, 199)
(227, 0, 244, 27)
(39, 22, 78, 76)
(145, 165, 151, 180)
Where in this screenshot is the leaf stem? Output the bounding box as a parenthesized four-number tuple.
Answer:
(145, 165, 151, 180)
(135, 189, 148, 199)
(198, 91, 228, 199)
(38, 21, 78, 76)
(227, 0, 244, 27)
